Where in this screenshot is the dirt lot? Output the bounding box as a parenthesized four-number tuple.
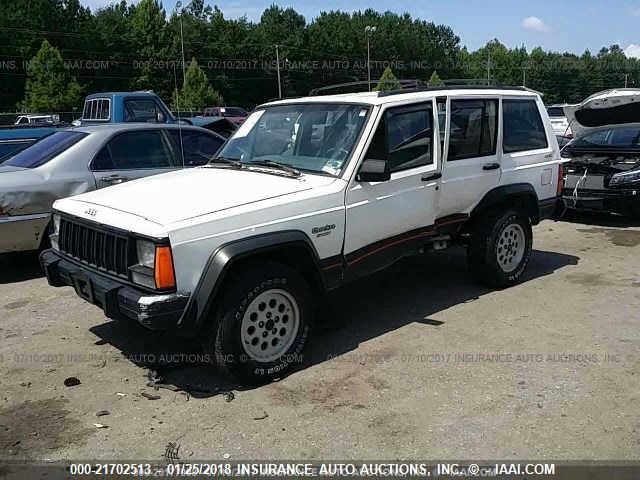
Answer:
(1, 212, 639, 462)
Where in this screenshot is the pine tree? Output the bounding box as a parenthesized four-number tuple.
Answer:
(172, 58, 223, 113)
(20, 40, 82, 112)
(374, 67, 401, 91)
(129, 0, 170, 96)
(427, 70, 445, 87)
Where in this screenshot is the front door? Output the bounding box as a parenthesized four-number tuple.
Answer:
(90, 129, 179, 189)
(344, 100, 441, 279)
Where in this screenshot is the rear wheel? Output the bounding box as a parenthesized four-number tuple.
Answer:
(468, 209, 532, 288)
(202, 262, 313, 384)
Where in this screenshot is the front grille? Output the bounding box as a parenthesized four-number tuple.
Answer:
(59, 217, 130, 278)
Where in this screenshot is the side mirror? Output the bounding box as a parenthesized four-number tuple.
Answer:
(357, 158, 390, 182)
(156, 111, 166, 123)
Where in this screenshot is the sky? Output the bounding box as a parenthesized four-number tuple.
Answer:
(80, 0, 640, 57)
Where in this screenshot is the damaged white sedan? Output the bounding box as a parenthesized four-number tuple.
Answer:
(0, 123, 224, 253)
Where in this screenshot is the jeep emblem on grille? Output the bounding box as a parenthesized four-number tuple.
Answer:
(85, 208, 97, 217)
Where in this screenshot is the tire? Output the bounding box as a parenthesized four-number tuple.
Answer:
(201, 262, 313, 384)
(468, 209, 532, 288)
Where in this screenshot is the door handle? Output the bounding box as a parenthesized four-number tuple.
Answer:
(102, 175, 129, 185)
(421, 172, 442, 182)
(482, 163, 500, 171)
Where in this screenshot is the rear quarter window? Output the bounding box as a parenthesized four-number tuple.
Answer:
(503, 99, 548, 153)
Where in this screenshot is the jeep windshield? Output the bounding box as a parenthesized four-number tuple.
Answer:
(214, 103, 370, 176)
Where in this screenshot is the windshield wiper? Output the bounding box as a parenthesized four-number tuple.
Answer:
(209, 156, 243, 168)
(247, 159, 301, 177)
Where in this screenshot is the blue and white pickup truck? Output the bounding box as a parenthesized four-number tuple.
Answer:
(79, 91, 237, 137)
(79, 91, 176, 124)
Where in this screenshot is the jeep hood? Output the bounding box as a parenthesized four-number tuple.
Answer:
(564, 89, 640, 137)
(65, 166, 333, 225)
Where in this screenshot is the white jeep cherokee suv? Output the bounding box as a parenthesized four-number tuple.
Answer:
(41, 87, 563, 383)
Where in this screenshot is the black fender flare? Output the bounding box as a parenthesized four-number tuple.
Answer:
(471, 183, 540, 223)
(176, 230, 326, 337)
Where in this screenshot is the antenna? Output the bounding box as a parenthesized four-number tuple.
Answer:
(173, 63, 185, 168)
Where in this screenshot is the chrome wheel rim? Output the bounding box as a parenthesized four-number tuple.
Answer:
(497, 223, 525, 273)
(241, 289, 300, 362)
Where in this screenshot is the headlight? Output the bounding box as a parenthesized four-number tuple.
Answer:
(52, 214, 61, 235)
(131, 240, 176, 290)
(136, 239, 156, 268)
(50, 214, 61, 250)
(131, 240, 156, 288)
(609, 169, 640, 187)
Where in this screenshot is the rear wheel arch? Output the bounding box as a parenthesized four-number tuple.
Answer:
(470, 183, 540, 226)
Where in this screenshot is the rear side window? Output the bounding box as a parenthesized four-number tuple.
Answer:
(4, 131, 88, 168)
(92, 130, 176, 170)
(448, 99, 498, 161)
(503, 99, 548, 153)
(124, 99, 163, 123)
(168, 130, 224, 166)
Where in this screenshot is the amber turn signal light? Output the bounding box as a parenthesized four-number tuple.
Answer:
(154, 246, 176, 289)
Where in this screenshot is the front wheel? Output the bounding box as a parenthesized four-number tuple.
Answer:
(468, 209, 533, 288)
(202, 262, 313, 384)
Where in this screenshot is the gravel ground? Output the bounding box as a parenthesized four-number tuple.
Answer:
(0, 212, 639, 462)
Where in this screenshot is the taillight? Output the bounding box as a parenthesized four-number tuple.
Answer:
(154, 246, 176, 289)
(556, 163, 565, 196)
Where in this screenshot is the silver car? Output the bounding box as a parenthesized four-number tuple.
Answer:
(0, 123, 225, 253)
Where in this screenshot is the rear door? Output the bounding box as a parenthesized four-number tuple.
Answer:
(90, 129, 180, 188)
(439, 97, 500, 216)
(501, 98, 556, 200)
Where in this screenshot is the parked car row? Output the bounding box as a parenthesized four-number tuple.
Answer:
(0, 123, 225, 254)
(1, 91, 244, 160)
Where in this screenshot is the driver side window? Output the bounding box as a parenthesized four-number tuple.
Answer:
(364, 103, 434, 173)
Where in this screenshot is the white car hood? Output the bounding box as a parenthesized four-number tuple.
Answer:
(564, 88, 640, 137)
(67, 166, 332, 225)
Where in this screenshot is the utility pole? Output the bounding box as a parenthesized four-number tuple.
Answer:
(625, 73, 629, 88)
(365, 26, 377, 91)
(522, 68, 526, 87)
(487, 51, 491, 86)
(275, 44, 282, 99)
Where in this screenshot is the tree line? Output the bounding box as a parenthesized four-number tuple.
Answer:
(1, 0, 639, 114)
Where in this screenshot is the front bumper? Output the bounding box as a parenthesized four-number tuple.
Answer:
(0, 213, 50, 253)
(561, 187, 639, 214)
(40, 249, 188, 331)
